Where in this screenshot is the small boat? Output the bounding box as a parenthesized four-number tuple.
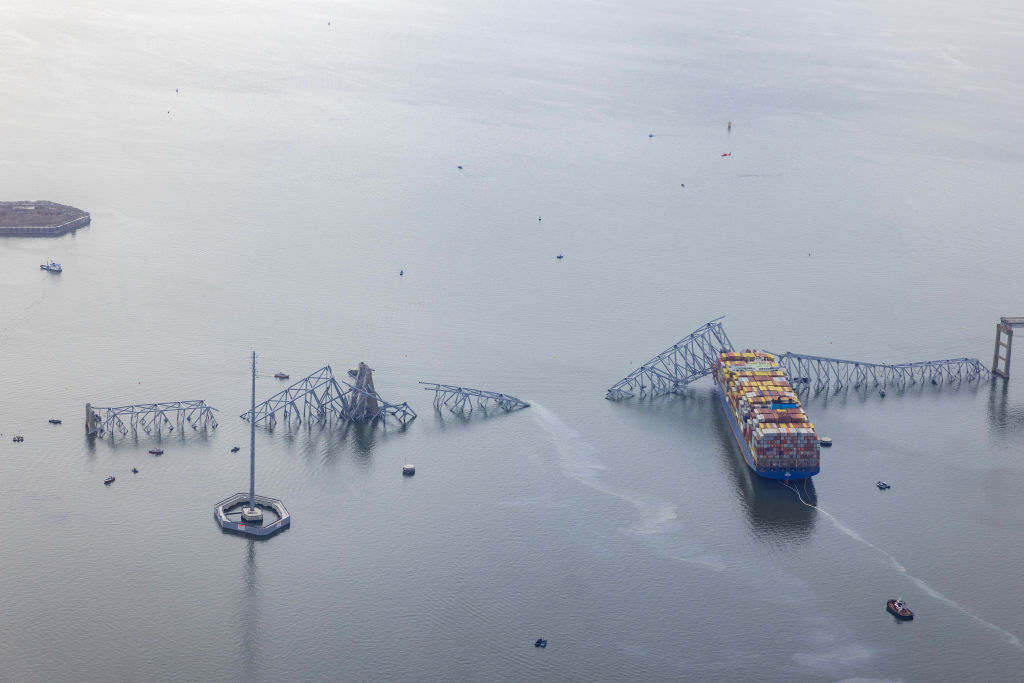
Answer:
(402, 464, 416, 476)
(887, 598, 913, 620)
(534, 638, 547, 648)
(877, 481, 891, 490)
(148, 448, 164, 455)
(819, 437, 832, 447)
(721, 152, 732, 157)
(231, 446, 240, 453)
(274, 372, 289, 379)
(40, 260, 62, 273)
(48, 419, 62, 425)
(12, 435, 24, 442)
(131, 467, 139, 474)
(556, 254, 564, 260)
(104, 476, 115, 485)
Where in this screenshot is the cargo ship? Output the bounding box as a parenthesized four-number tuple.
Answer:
(713, 350, 820, 480)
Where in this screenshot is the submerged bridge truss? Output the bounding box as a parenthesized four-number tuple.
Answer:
(86, 400, 218, 437)
(773, 353, 990, 391)
(605, 319, 734, 400)
(241, 364, 416, 428)
(420, 382, 529, 414)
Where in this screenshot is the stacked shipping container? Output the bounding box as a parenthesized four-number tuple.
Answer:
(713, 350, 820, 480)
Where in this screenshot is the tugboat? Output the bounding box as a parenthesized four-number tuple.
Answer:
(534, 638, 547, 648)
(40, 260, 62, 273)
(818, 436, 832, 447)
(887, 598, 914, 620)
(402, 463, 416, 476)
(877, 481, 891, 490)
(148, 448, 164, 455)
(273, 372, 289, 380)
(104, 476, 115, 485)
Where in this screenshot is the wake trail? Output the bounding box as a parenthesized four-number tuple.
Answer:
(784, 480, 1024, 652)
(530, 402, 724, 571)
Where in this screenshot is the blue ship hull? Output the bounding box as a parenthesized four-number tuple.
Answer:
(715, 382, 818, 481)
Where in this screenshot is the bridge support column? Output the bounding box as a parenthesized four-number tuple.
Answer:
(993, 322, 1013, 378)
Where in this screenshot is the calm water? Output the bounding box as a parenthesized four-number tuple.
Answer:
(2, 1, 1024, 680)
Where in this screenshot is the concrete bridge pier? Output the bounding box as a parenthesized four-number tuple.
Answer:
(993, 317, 1024, 378)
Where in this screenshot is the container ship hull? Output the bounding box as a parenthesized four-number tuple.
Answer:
(713, 351, 820, 481)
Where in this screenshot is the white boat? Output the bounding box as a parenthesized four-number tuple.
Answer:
(40, 260, 62, 273)
(402, 464, 415, 476)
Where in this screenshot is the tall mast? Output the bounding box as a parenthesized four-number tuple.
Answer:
(249, 350, 256, 510)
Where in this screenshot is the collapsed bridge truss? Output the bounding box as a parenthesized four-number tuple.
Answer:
(86, 400, 218, 437)
(773, 353, 990, 391)
(420, 382, 529, 415)
(605, 318, 733, 400)
(241, 364, 416, 428)
(606, 319, 991, 400)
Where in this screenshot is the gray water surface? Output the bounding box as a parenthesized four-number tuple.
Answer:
(2, 1, 1023, 680)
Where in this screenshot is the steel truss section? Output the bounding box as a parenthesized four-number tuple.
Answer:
(773, 352, 991, 391)
(606, 318, 734, 400)
(420, 383, 530, 414)
(241, 365, 416, 428)
(87, 400, 218, 437)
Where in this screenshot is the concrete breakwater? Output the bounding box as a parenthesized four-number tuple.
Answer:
(0, 201, 91, 236)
